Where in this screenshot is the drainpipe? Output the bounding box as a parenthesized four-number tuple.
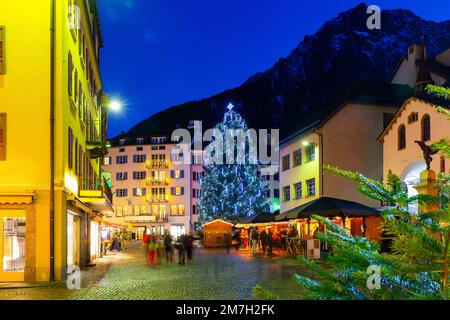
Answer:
(49, 0, 56, 282)
(313, 129, 324, 196)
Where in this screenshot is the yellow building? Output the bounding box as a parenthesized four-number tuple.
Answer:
(0, 0, 112, 282)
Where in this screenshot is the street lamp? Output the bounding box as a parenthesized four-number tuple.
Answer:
(109, 99, 123, 112)
(302, 141, 310, 146)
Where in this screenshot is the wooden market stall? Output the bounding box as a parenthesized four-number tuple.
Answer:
(203, 219, 234, 247)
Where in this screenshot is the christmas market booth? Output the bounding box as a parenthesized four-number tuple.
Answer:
(203, 219, 234, 247)
(234, 212, 290, 250)
(275, 196, 382, 258)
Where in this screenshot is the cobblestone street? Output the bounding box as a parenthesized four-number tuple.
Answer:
(0, 241, 308, 300)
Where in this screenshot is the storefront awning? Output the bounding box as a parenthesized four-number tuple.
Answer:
(275, 196, 380, 221)
(0, 191, 35, 204)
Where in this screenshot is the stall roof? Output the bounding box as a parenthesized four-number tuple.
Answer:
(275, 197, 380, 221)
(239, 212, 278, 224)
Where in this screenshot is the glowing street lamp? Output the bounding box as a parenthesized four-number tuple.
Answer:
(108, 99, 123, 112)
(302, 141, 310, 146)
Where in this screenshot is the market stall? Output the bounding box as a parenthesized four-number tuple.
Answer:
(275, 196, 382, 258)
(203, 219, 234, 248)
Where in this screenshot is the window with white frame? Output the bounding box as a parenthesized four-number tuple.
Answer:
(306, 179, 316, 196)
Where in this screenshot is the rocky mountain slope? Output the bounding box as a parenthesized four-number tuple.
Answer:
(116, 2, 450, 142)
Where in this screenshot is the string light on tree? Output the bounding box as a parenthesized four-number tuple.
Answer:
(198, 103, 269, 224)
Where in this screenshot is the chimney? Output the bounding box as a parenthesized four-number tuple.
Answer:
(413, 38, 434, 91)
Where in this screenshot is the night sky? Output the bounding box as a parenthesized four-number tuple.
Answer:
(98, 0, 450, 137)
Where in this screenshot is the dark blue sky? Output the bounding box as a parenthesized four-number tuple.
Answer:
(98, 0, 450, 137)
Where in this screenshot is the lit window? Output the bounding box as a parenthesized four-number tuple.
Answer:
(305, 144, 316, 162)
(103, 157, 111, 166)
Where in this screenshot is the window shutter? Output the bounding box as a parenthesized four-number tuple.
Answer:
(133, 155, 137, 163)
(68, 51, 73, 96)
(124, 172, 128, 180)
(142, 188, 147, 196)
(133, 172, 136, 180)
(68, 127, 73, 169)
(133, 188, 137, 197)
(0, 113, 5, 160)
(180, 170, 184, 178)
(124, 189, 128, 197)
(181, 187, 184, 195)
(170, 170, 174, 178)
(171, 187, 175, 195)
(0, 27, 5, 74)
(116, 173, 120, 180)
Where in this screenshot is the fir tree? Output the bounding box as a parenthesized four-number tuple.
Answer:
(198, 104, 269, 224)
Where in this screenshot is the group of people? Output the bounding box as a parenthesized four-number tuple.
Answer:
(145, 233, 194, 265)
(235, 225, 300, 254)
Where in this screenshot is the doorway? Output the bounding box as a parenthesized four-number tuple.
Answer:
(67, 212, 81, 268)
(0, 210, 26, 282)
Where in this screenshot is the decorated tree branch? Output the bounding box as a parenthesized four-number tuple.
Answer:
(198, 104, 269, 224)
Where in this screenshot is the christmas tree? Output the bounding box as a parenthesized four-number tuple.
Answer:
(198, 104, 269, 224)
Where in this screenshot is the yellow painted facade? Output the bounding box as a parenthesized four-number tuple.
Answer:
(0, 0, 110, 282)
(280, 132, 321, 214)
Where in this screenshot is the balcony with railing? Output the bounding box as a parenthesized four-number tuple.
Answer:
(86, 119, 107, 158)
(124, 214, 168, 224)
(146, 194, 169, 203)
(78, 176, 113, 214)
(146, 177, 169, 186)
(146, 160, 169, 169)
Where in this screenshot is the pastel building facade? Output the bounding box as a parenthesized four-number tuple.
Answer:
(380, 44, 450, 212)
(280, 83, 413, 214)
(0, 0, 111, 282)
(102, 136, 203, 238)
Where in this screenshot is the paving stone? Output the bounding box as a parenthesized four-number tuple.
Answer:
(0, 242, 308, 300)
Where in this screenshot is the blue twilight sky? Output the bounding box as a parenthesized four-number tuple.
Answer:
(98, 0, 450, 137)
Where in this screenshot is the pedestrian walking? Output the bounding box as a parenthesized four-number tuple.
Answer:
(163, 233, 173, 263)
(224, 231, 232, 253)
(267, 228, 274, 255)
(260, 228, 268, 254)
(186, 234, 194, 261)
(251, 227, 259, 255)
(177, 236, 186, 264)
(147, 237, 157, 265)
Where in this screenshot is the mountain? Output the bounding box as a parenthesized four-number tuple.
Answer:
(114, 2, 450, 142)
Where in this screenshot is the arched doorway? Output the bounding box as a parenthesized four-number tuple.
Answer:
(400, 161, 426, 214)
